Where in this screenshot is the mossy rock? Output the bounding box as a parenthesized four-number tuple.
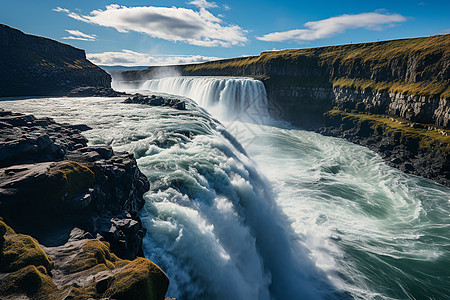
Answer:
(0, 219, 15, 238)
(104, 257, 169, 300)
(69, 239, 116, 273)
(1, 233, 53, 273)
(48, 161, 95, 203)
(324, 109, 450, 151)
(0, 265, 59, 299)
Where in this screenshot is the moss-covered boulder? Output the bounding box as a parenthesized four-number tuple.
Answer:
(0, 265, 59, 299)
(0, 220, 58, 299)
(105, 257, 169, 300)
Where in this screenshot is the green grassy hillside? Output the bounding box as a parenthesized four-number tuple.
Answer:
(182, 34, 450, 98)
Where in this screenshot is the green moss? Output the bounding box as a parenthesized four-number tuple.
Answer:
(1, 233, 54, 273)
(0, 265, 59, 300)
(48, 161, 95, 203)
(325, 109, 450, 150)
(332, 78, 449, 97)
(69, 239, 116, 273)
(0, 219, 15, 238)
(104, 257, 169, 300)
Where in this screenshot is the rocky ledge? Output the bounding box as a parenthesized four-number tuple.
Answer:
(318, 110, 449, 186)
(0, 109, 169, 299)
(66, 86, 128, 98)
(124, 93, 186, 110)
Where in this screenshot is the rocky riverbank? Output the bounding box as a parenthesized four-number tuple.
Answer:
(318, 110, 449, 186)
(0, 109, 169, 299)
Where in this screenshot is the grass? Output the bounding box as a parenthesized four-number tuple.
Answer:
(332, 78, 450, 98)
(181, 34, 450, 98)
(325, 109, 450, 150)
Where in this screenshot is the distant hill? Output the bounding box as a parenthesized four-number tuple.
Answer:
(0, 24, 111, 97)
(99, 65, 149, 73)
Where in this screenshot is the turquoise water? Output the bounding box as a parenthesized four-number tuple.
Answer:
(2, 84, 449, 299)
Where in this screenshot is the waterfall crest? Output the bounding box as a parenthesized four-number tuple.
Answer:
(140, 76, 270, 123)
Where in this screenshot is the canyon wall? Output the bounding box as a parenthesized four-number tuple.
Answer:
(0, 24, 111, 97)
(120, 35, 449, 185)
(121, 34, 449, 129)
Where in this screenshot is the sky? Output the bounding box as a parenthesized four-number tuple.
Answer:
(1, 0, 449, 66)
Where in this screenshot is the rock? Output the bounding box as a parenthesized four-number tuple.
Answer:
(0, 24, 111, 97)
(319, 110, 450, 186)
(66, 124, 92, 132)
(0, 110, 169, 299)
(0, 220, 169, 300)
(66, 86, 128, 98)
(125, 93, 187, 110)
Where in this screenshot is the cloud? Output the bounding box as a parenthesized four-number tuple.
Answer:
(62, 29, 97, 41)
(188, 0, 218, 9)
(54, 4, 247, 47)
(257, 12, 407, 42)
(87, 49, 222, 66)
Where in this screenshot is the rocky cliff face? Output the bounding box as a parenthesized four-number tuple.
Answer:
(119, 35, 450, 185)
(121, 34, 449, 129)
(0, 24, 111, 97)
(0, 109, 169, 299)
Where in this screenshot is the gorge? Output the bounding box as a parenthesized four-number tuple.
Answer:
(119, 34, 450, 186)
(1, 24, 450, 300)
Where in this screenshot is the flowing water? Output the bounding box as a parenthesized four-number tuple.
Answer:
(1, 76, 449, 299)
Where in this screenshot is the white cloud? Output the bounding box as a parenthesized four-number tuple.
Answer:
(54, 4, 247, 47)
(87, 49, 222, 66)
(257, 12, 407, 42)
(53, 7, 70, 14)
(62, 29, 97, 41)
(188, 0, 218, 9)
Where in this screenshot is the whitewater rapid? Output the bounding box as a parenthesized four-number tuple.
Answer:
(2, 76, 449, 299)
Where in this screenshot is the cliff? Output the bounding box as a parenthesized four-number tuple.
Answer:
(0, 24, 111, 97)
(121, 34, 449, 128)
(0, 109, 169, 299)
(120, 35, 450, 185)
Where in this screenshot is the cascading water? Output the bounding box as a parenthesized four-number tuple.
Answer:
(135, 76, 271, 123)
(2, 76, 449, 299)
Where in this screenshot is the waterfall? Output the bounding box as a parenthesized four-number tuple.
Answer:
(139, 76, 270, 123)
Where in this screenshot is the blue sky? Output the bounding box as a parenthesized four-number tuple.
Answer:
(1, 0, 449, 66)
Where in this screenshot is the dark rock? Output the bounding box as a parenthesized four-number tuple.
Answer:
(125, 93, 187, 110)
(66, 124, 92, 132)
(0, 110, 150, 261)
(0, 24, 111, 97)
(66, 86, 128, 97)
(319, 111, 450, 186)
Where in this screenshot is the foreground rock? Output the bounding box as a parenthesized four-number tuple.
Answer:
(0, 109, 169, 299)
(124, 93, 186, 110)
(1, 221, 169, 299)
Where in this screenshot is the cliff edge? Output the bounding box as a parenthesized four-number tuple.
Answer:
(0, 24, 111, 97)
(119, 35, 449, 185)
(0, 109, 169, 299)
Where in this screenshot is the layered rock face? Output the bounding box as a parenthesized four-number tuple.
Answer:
(318, 110, 449, 186)
(118, 35, 450, 185)
(0, 109, 169, 299)
(121, 34, 449, 129)
(0, 24, 111, 96)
